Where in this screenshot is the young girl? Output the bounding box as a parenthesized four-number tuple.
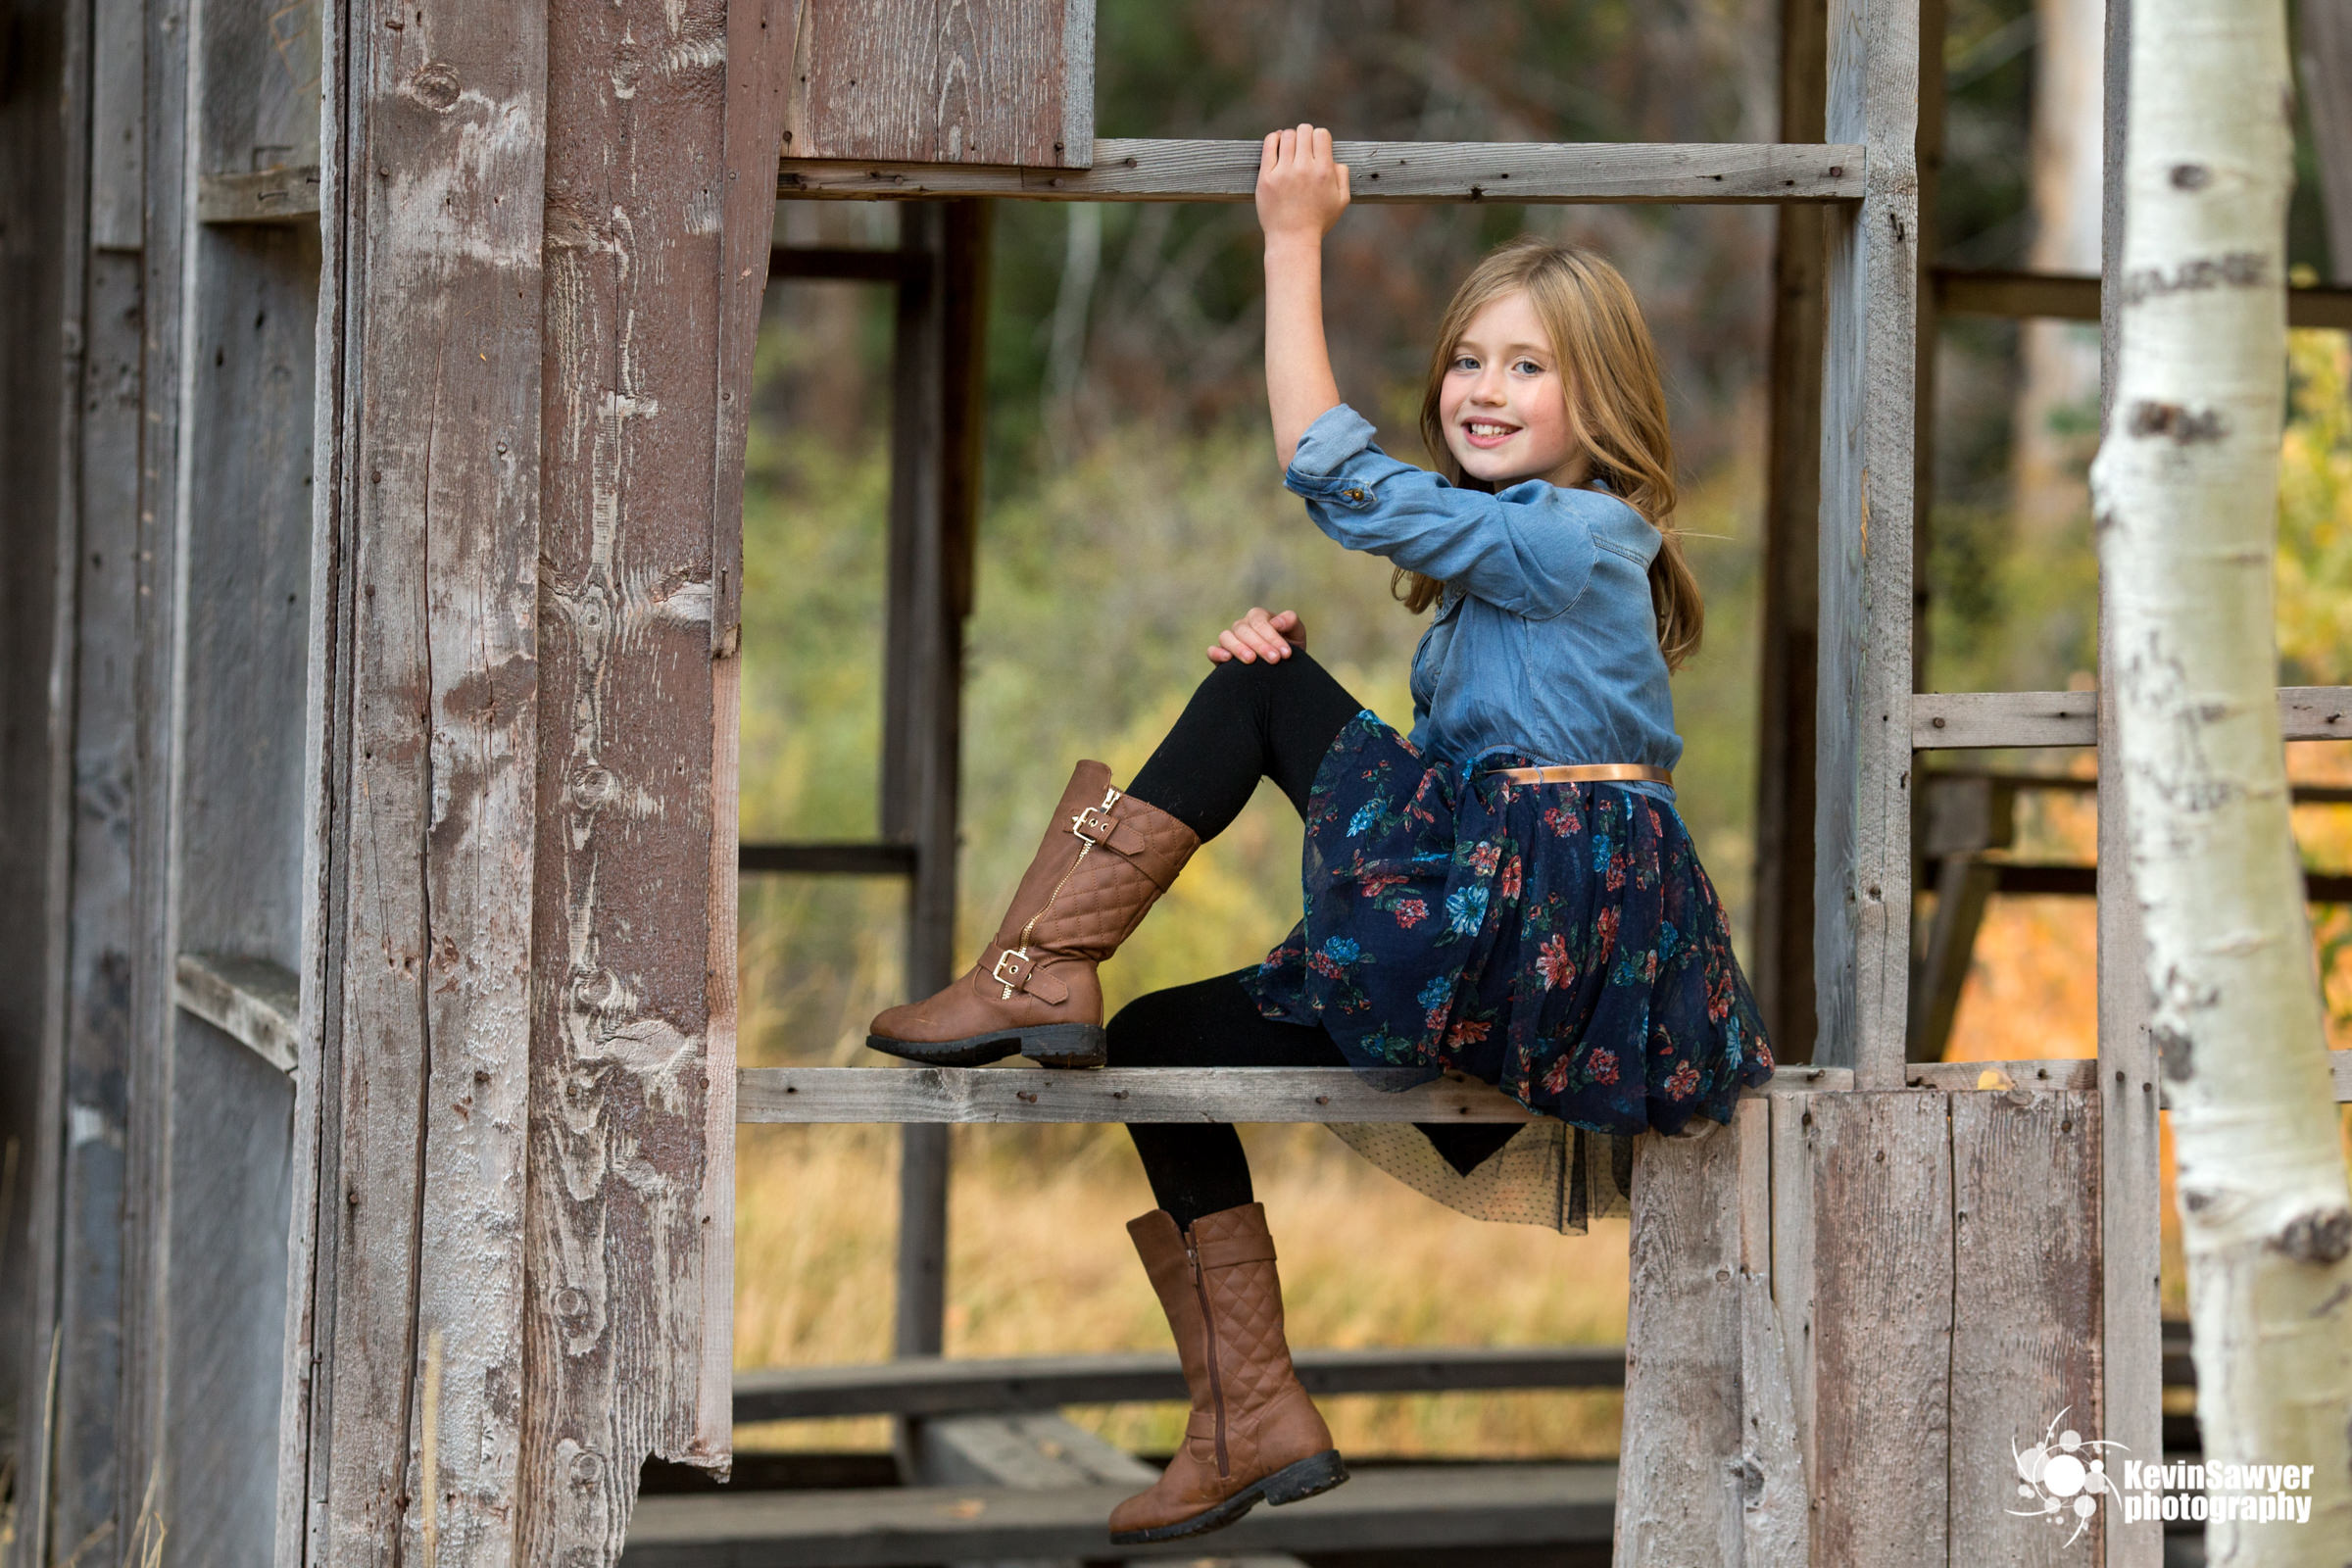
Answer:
(865, 123, 1775, 1546)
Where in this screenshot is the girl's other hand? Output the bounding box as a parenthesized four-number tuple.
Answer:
(1254, 124, 1350, 243)
(1207, 607, 1307, 663)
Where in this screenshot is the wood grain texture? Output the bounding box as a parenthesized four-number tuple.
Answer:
(705, 0, 797, 1486)
(302, 3, 550, 1564)
(525, 0, 737, 1554)
(1947, 1089, 2103, 1567)
(783, 0, 1092, 168)
(1614, 1124, 1744, 1565)
(738, 1065, 1849, 1123)
(1729, 1093, 1808, 1568)
(1802, 1090, 1953, 1565)
(780, 137, 1869, 203)
(1814, 0, 1920, 1086)
(1914, 685, 2352, 749)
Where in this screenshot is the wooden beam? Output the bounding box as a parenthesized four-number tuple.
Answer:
(194, 166, 322, 224)
(733, 1344, 1634, 1423)
(779, 138, 1870, 204)
(1913, 685, 2352, 748)
(1752, 0, 1831, 1064)
(299, 1, 549, 1561)
(739, 841, 918, 875)
(1932, 266, 2352, 327)
(618, 1463, 1621, 1565)
(769, 244, 928, 282)
(1900, 1057, 2099, 1092)
(738, 1064, 1852, 1124)
(1814, 0, 1922, 1086)
(173, 953, 300, 1077)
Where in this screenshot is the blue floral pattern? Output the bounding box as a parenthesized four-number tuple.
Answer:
(1240, 710, 1775, 1137)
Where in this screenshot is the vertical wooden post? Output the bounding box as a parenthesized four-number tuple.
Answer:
(1814, 0, 1920, 1084)
(296, 3, 549, 1564)
(1902, 0, 1948, 1064)
(2096, 2, 2165, 1562)
(885, 200, 989, 1384)
(1755, 0, 1829, 1064)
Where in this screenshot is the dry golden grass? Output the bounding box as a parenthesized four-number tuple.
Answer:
(735, 1120, 1630, 1458)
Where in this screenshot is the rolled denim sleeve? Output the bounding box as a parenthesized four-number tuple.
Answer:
(1283, 403, 1601, 619)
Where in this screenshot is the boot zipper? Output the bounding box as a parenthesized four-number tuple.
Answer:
(1001, 788, 1124, 997)
(1187, 1236, 1230, 1478)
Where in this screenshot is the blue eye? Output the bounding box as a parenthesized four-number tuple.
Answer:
(1513, 359, 1544, 375)
(1451, 355, 1478, 371)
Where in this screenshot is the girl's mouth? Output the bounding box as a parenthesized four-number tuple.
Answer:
(1461, 419, 1520, 451)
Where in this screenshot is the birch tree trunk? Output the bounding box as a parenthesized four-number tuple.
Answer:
(2088, 4, 2352, 1562)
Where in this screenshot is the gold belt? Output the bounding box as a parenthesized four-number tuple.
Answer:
(1492, 762, 1673, 787)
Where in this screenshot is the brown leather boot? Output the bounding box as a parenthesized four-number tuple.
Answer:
(1107, 1202, 1348, 1545)
(864, 760, 1199, 1067)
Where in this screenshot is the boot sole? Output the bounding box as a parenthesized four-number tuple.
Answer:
(1105, 1448, 1349, 1545)
(863, 1022, 1106, 1069)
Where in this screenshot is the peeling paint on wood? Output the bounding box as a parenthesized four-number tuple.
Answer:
(524, 0, 783, 1553)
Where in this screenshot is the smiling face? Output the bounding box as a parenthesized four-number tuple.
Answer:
(1437, 289, 1591, 489)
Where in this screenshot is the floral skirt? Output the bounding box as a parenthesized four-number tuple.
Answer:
(1240, 710, 1774, 1138)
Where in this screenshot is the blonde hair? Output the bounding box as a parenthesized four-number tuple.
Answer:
(1400, 236, 1703, 670)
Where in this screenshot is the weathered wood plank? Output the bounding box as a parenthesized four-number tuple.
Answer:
(1947, 1089, 2103, 1566)
(297, 3, 550, 1566)
(707, 0, 796, 1489)
(48, 238, 144, 1563)
(780, 138, 1870, 203)
(619, 1464, 1621, 1565)
(1814, 0, 1921, 1087)
(173, 953, 300, 1076)
(525, 0, 746, 1552)
(737, 1064, 1850, 1124)
(195, 166, 323, 224)
(1737, 1090, 1810, 1568)
(783, 0, 1093, 169)
(1802, 1090, 1954, 1564)
(1615, 1124, 1744, 1565)
(2333, 1049, 2352, 1102)
(733, 1344, 1633, 1423)
(1912, 685, 2352, 748)
(1901, 1057, 2099, 1093)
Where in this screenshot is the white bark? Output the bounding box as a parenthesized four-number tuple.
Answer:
(2087, 4, 2352, 1563)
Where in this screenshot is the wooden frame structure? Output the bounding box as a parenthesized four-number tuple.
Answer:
(5, 1, 2352, 1565)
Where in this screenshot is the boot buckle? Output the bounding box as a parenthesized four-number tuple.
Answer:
(992, 946, 1031, 999)
(1070, 786, 1123, 845)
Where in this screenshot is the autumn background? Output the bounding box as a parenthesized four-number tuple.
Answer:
(728, 0, 2352, 1462)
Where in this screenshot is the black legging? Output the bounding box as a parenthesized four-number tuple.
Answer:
(1114, 652, 1516, 1227)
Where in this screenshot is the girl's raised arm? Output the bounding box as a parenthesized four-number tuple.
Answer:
(1256, 124, 1351, 470)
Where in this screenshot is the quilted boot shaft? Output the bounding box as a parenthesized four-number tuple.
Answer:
(865, 760, 1199, 1065)
(1107, 1203, 1343, 1543)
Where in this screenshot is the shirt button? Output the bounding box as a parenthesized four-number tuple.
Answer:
(1344, 487, 1367, 503)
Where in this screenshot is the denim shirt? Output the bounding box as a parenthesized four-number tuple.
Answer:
(1285, 403, 1680, 805)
